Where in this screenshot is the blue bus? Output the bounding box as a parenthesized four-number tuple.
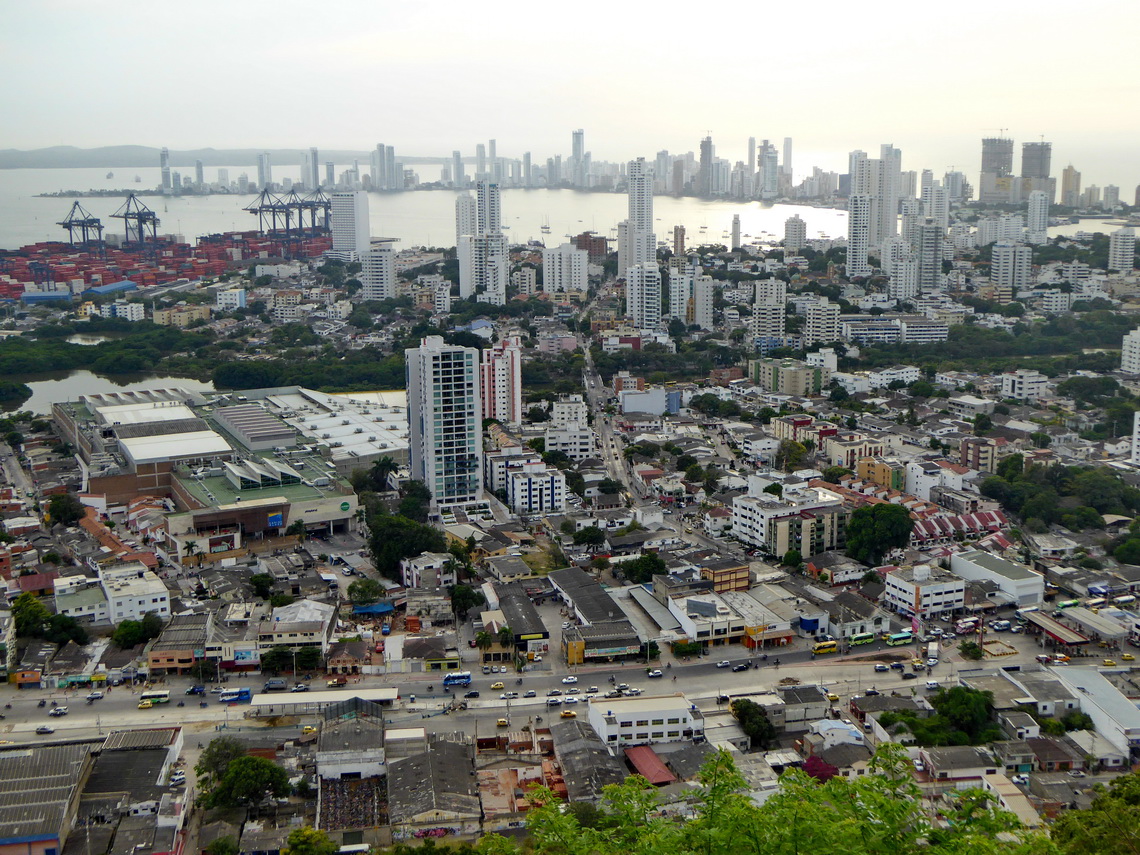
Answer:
(443, 671, 473, 688)
(220, 688, 252, 703)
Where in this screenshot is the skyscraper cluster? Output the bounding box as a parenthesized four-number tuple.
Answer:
(978, 137, 1055, 204)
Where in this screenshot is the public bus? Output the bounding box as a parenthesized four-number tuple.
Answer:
(138, 690, 171, 705)
(1056, 599, 1080, 610)
(885, 631, 914, 647)
(1112, 595, 1137, 607)
(443, 670, 473, 688)
(219, 688, 252, 703)
(1084, 598, 1107, 609)
(850, 632, 876, 646)
(812, 641, 839, 655)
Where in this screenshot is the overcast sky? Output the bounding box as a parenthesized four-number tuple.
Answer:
(4, 0, 1138, 188)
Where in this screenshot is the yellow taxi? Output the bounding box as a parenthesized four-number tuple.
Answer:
(496, 718, 509, 727)
(491, 681, 505, 690)
(1102, 659, 1117, 667)
(1122, 653, 1135, 661)
(826, 693, 839, 702)
(560, 710, 577, 718)
(302, 726, 318, 735)
(138, 700, 153, 710)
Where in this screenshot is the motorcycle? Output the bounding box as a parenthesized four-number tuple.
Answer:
(515, 678, 522, 685)
(199, 701, 209, 708)
(38, 699, 46, 708)
(4, 703, 10, 709)
(427, 685, 433, 692)
(50, 700, 57, 707)
(177, 701, 185, 707)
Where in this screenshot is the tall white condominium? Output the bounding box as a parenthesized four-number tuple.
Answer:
(406, 336, 484, 507)
(626, 157, 656, 267)
(476, 181, 502, 234)
(916, 218, 944, 293)
(360, 239, 397, 301)
(452, 151, 465, 188)
(1122, 327, 1140, 373)
(542, 243, 588, 293)
(804, 300, 840, 346)
(887, 257, 918, 302)
(751, 302, 786, 341)
(759, 140, 779, 199)
(923, 182, 949, 230)
(670, 274, 715, 330)
(1132, 411, 1140, 463)
(900, 198, 923, 247)
(991, 242, 1032, 290)
(876, 144, 902, 242)
(626, 263, 662, 329)
(329, 191, 371, 261)
(1109, 227, 1136, 272)
(755, 279, 787, 306)
(480, 336, 523, 426)
(847, 194, 873, 277)
(1026, 191, 1049, 245)
(458, 234, 508, 304)
(784, 215, 807, 255)
(308, 146, 320, 190)
(455, 192, 477, 246)
(731, 215, 742, 250)
(257, 152, 272, 189)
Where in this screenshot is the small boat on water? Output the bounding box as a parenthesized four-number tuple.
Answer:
(106, 171, 114, 179)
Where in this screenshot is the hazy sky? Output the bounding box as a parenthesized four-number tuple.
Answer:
(4, 0, 1138, 188)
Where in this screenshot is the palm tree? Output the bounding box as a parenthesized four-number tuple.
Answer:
(497, 625, 514, 650)
(475, 631, 493, 661)
(370, 456, 398, 492)
(184, 540, 200, 567)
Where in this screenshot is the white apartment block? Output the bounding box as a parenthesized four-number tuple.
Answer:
(329, 190, 371, 261)
(507, 465, 567, 515)
(542, 243, 589, 292)
(216, 288, 247, 311)
(991, 242, 1032, 290)
(804, 300, 840, 346)
(586, 695, 705, 747)
(1001, 369, 1048, 402)
(670, 273, 715, 330)
(868, 365, 920, 388)
(1109, 228, 1136, 272)
(784, 215, 807, 255)
(544, 423, 594, 460)
(361, 239, 398, 301)
(626, 263, 662, 329)
(98, 564, 171, 623)
(406, 336, 484, 507)
(101, 301, 146, 322)
(458, 233, 508, 305)
(1122, 328, 1140, 374)
(550, 394, 588, 428)
(883, 564, 965, 620)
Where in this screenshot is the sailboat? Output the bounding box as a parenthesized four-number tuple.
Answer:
(540, 215, 551, 234)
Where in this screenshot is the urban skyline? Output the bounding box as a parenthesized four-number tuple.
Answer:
(3, 1, 1139, 189)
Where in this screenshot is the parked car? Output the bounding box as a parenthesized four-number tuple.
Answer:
(523, 690, 536, 698)
(546, 689, 562, 696)
(170, 771, 186, 786)
(290, 683, 309, 692)
(546, 698, 562, 707)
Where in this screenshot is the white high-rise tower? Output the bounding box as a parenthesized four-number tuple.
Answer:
(406, 336, 483, 507)
(360, 239, 398, 301)
(847, 194, 873, 278)
(481, 336, 523, 427)
(455, 192, 477, 246)
(626, 263, 662, 330)
(1109, 227, 1136, 272)
(329, 191, 370, 260)
(1026, 191, 1049, 245)
(784, 215, 807, 255)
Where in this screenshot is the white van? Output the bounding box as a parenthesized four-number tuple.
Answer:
(991, 620, 1011, 631)
(925, 680, 940, 690)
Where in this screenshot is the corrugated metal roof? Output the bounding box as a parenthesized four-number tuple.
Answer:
(623, 745, 676, 785)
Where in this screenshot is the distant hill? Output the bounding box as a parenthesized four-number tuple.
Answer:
(0, 146, 451, 169)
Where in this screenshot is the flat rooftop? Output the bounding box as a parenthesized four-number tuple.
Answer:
(175, 449, 349, 507)
(955, 550, 1037, 581)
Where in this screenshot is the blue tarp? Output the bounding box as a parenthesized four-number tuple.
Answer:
(353, 602, 395, 616)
